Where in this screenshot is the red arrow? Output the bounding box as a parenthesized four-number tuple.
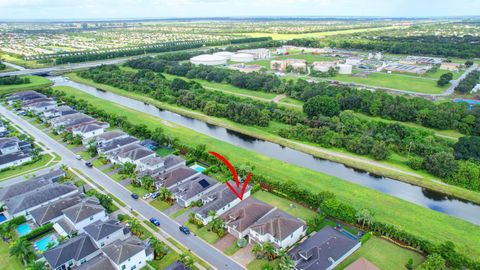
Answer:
(209, 151, 251, 200)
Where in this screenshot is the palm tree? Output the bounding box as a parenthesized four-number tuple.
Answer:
(149, 237, 168, 259)
(26, 260, 46, 270)
(211, 218, 225, 237)
(9, 238, 34, 265)
(252, 243, 263, 258)
(356, 208, 375, 229)
(159, 187, 173, 202)
(128, 219, 142, 237)
(207, 210, 217, 221)
(179, 252, 194, 268)
(262, 242, 276, 261)
(278, 250, 295, 270)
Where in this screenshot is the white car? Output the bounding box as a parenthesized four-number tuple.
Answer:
(142, 193, 152, 200)
(75, 155, 82, 160)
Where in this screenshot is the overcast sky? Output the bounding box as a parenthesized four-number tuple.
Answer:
(0, 0, 479, 20)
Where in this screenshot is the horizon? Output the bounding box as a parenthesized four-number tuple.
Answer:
(1, 0, 480, 20)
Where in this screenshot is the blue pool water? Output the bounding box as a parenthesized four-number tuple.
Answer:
(190, 164, 206, 173)
(34, 234, 58, 251)
(0, 213, 6, 223)
(16, 223, 32, 237)
(454, 99, 480, 109)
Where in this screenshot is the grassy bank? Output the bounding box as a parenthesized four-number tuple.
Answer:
(0, 241, 23, 270)
(51, 84, 480, 260)
(65, 73, 480, 205)
(0, 76, 52, 94)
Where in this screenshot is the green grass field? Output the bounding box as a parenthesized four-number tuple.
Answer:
(0, 241, 23, 270)
(334, 72, 449, 94)
(51, 84, 480, 260)
(0, 53, 51, 69)
(0, 154, 58, 181)
(337, 237, 424, 270)
(252, 191, 316, 221)
(0, 76, 52, 94)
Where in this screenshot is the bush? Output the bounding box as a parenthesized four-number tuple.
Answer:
(20, 223, 54, 241)
(360, 232, 373, 244)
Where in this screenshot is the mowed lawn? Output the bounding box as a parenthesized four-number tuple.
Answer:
(0, 75, 52, 94)
(0, 241, 23, 270)
(252, 191, 316, 221)
(51, 85, 480, 260)
(336, 237, 424, 270)
(335, 72, 448, 94)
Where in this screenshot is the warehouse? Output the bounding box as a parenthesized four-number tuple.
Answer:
(213, 51, 235, 60)
(230, 53, 254, 63)
(190, 54, 227, 66)
(383, 63, 431, 75)
(238, 48, 270, 59)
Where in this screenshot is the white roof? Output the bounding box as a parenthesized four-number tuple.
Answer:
(213, 51, 235, 57)
(190, 54, 227, 62)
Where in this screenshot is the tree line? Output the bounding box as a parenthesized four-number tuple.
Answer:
(455, 70, 480, 94)
(0, 76, 30, 85)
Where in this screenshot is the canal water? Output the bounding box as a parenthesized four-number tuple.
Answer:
(49, 76, 480, 225)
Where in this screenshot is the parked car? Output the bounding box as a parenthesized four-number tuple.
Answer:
(85, 162, 93, 168)
(179, 226, 190, 235)
(76, 155, 82, 160)
(143, 193, 152, 200)
(151, 192, 159, 199)
(149, 218, 160, 226)
(131, 193, 139, 200)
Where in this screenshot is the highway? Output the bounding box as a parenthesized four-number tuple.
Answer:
(0, 104, 245, 270)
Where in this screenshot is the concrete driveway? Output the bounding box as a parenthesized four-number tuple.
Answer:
(232, 244, 255, 267)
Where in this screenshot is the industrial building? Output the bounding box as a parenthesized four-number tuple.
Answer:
(400, 56, 443, 65)
(238, 48, 270, 59)
(383, 63, 431, 75)
(213, 51, 235, 60)
(190, 54, 227, 66)
(345, 57, 363, 66)
(271, 59, 307, 72)
(312, 61, 338, 72)
(230, 53, 254, 63)
(229, 63, 263, 73)
(338, 64, 353, 74)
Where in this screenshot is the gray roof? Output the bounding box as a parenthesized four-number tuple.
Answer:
(4, 183, 78, 215)
(84, 220, 124, 241)
(74, 254, 116, 270)
(25, 101, 56, 109)
(0, 169, 64, 201)
(221, 197, 274, 232)
(22, 97, 54, 106)
(197, 181, 251, 218)
(99, 136, 139, 153)
(30, 195, 83, 225)
(156, 166, 198, 188)
(56, 217, 77, 235)
(289, 226, 359, 270)
(0, 152, 32, 166)
(117, 145, 154, 161)
(102, 236, 147, 265)
(163, 155, 185, 168)
(138, 156, 164, 167)
(63, 201, 105, 224)
(8, 91, 45, 100)
(91, 130, 127, 143)
(73, 123, 104, 134)
(250, 209, 306, 243)
(171, 174, 218, 201)
(43, 234, 99, 269)
(164, 261, 192, 270)
(0, 136, 19, 149)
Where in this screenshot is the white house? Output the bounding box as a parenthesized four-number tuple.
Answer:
(84, 219, 130, 248)
(43, 234, 101, 270)
(248, 209, 306, 249)
(72, 123, 105, 140)
(102, 236, 154, 270)
(54, 200, 108, 236)
(171, 175, 219, 207)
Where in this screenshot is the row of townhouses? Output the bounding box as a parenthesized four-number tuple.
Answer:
(0, 169, 154, 270)
(0, 115, 33, 170)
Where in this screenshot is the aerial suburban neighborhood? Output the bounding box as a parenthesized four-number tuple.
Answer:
(0, 1, 479, 270)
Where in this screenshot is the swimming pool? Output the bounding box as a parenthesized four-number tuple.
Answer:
(190, 164, 206, 173)
(0, 213, 6, 223)
(34, 234, 58, 252)
(16, 223, 32, 237)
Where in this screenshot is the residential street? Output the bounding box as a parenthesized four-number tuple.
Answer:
(0, 104, 245, 270)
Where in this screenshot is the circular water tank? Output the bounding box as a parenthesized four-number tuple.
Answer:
(190, 54, 227, 66)
(213, 51, 235, 60)
(338, 64, 353, 74)
(230, 53, 254, 63)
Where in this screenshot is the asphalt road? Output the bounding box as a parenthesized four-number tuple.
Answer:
(0, 104, 245, 270)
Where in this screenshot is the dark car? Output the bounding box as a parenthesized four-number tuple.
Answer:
(85, 162, 93, 168)
(179, 226, 190, 235)
(149, 218, 160, 226)
(131, 193, 139, 200)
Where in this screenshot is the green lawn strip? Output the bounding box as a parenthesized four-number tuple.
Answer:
(224, 241, 241, 256)
(184, 221, 219, 244)
(51, 84, 480, 260)
(150, 199, 173, 211)
(333, 72, 448, 94)
(252, 191, 316, 221)
(0, 53, 50, 69)
(110, 173, 126, 182)
(0, 76, 52, 94)
(336, 237, 424, 270)
(77, 150, 94, 160)
(166, 237, 211, 270)
(126, 184, 149, 196)
(143, 220, 161, 232)
(60, 75, 476, 202)
(151, 250, 180, 269)
(247, 259, 279, 270)
(0, 154, 54, 181)
(156, 147, 176, 157)
(170, 207, 190, 219)
(279, 97, 304, 106)
(109, 193, 127, 207)
(92, 159, 105, 168)
(0, 240, 24, 270)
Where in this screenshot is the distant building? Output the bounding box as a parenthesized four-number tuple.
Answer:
(338, 64, 353, 75)
(271, 59, 307, 72)
(345, 57, 363, 66)
(238, 48, 270, 59)
(171, 174, 219, 207)
(312, 61, 338, 72)
(383, 63, 431, 75)
(229, 63, 263, 73)
(345, 258, 380, 270)
(190, 54, 227, 66)
(400, 56, 442, 65)
(72, 123, 106, 140)
(440, 62, 462, 72)
(230, 53, 255, 63)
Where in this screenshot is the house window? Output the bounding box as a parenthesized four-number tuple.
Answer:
(121, 265, 126, 270)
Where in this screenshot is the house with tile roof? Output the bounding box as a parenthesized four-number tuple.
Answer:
(84, 219, 130, 248)
(155, 166, 199, 190)
(289, 226, 361, 270)
(54, 199, 108, 236)
(73, 123, 106, 140)
(248, 209, 306, 249)
(101, 236, 153, 270)
(221, 197, 274, 239)
(171, 174, 219, 207)
(30, 195, 83, 226)
(195, 181, 252, 225)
